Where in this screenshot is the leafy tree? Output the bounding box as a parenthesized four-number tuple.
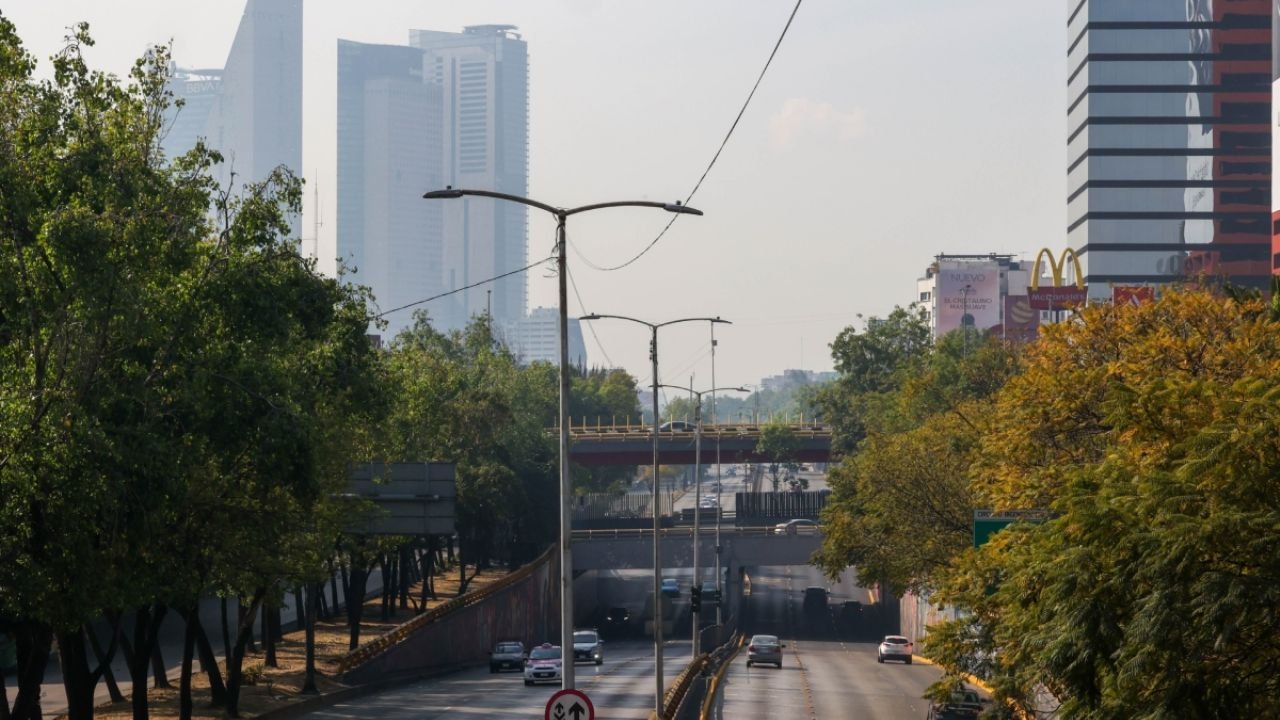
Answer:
(935, 290, 1280, 716)
(755, 422, 801, 492)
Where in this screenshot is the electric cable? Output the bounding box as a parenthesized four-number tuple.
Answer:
(574, 0, 805, 272)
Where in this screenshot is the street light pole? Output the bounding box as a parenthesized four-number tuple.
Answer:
(582, 314, 727, 717)
(657, 381, 746, 659)
(424, 189, 701, 692)
(710, 322, 722, 629)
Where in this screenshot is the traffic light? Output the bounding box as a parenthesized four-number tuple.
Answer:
(690, 585, 702, 613)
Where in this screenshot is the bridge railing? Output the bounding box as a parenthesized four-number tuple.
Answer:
(552, 414, 831, 437)
(569, 525, 820, 540)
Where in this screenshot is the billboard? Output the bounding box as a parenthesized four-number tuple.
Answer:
(1003, 295, 1039, 343)
(1112, 286, 1155, 307)
(934, 260, 1000, 337)
(1274, 0, 1280, 275)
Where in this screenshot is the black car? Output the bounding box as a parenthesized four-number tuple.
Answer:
(802, 586, 828, 615)
(489, 641, 526, 673)
(926, 690, 983, 719)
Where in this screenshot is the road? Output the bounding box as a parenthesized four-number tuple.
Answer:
(301, 639, 691, 720)
(708, 565, 945, 720)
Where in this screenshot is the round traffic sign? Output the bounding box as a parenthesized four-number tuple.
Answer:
(545, 688, 595, 720)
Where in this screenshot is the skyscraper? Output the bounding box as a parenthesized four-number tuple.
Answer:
(336, 40, 444, 339)
(411, 25, 530, 331)
(162, 0, 303, 239)
(1068, 1, 1272, 295)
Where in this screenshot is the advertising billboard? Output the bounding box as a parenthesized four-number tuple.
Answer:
(1113, 286, 1155, 307)
(1003, 295, 1039, 343)
(934, 260, 1000, 337)
(1273, 0, 1280, 275)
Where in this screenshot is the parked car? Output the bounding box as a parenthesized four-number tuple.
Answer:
(774, 518, 818, 535)
(661, 577, 680, 597)
(572, 629, 604, 665)
(878, 635, 913, 664)
(926, 689, 983, 719)
(489, 640, 526, 673)
(802, 586, 828, 615)
(746, 634, 784, 668)
(659, 420, 695, 432)
(523, 643, 563, 686)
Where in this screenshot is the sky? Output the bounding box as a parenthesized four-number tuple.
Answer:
(4, 0, 1068, 394)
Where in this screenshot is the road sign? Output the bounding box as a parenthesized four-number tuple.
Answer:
(545, 688, 594, 720)
(973, 509, 1049, 547)
(343, 462, 457, 536)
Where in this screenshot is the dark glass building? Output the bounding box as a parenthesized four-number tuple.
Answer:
(1068, 0, 1272, 295)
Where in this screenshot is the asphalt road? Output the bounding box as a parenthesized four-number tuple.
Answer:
(301, 639, 691, 720)
(708, 565, 943, 720)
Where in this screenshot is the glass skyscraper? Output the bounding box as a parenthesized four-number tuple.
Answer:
(162, 0, 303, 240)
(1068, 0, 1272, 294)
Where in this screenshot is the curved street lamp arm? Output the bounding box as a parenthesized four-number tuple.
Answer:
(657, 384, 749, 398)
(422, 187, 561, 216)
(566, 200, 703, 217)
(656, 316, 730, 330)
(580, 313, 654, 329)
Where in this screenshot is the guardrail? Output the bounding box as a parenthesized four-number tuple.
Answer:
(561, 425, 833, 440)
(652, 625, 742, 720)
(570, 525, 820, 540)
(334, 544, 556, 675)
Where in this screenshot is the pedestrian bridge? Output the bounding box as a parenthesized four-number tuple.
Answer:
(570, 526, 822, 571)
(559, 422, 835, 466)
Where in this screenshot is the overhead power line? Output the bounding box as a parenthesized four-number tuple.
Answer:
(566, 264, 616, 369)
(576, 0, 805, 273)
(375, 255, 555, 319)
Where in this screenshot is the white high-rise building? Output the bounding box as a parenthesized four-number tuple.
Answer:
(503, 307, 587, 368)
(410, 25, 530, 332)
(162, 0, 303, 239)
(336, 40, 444, 339)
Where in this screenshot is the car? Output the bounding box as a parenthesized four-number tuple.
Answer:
(746, 634, 784, 668)
(661, 577, 680, 597)
(802, 586, 828, 615)
(774, 518, 818, 535)
(699, 498, 719, 509)
(700, 580, 720, 603)
(572, 629, 604, 665)
(658, 420, 695, 432)
(878, 635, 913, 664)
(523, 643, 563, 685)
(926, 689, 983, 719)
(489, 640, 526, 673)
(602, 606, 631, 637)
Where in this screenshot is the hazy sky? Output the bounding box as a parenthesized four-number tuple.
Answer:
(5, 1, 1067, 394)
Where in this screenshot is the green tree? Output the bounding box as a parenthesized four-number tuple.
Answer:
(935, 290, 1280, 716)
(755, 422, 801, 492)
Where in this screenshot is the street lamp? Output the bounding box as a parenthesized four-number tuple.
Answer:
(581, 313, 729, 716)
(425, 188, 702, 691)
(656, 382, 746, 658)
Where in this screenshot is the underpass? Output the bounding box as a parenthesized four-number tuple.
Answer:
(709, 565, 944, 719)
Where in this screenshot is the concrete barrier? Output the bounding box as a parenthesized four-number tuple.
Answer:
(339, 545, 558, 684)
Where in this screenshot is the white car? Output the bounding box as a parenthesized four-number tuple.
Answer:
(523, 643, 563, 685)
(878, 635, 913, 664)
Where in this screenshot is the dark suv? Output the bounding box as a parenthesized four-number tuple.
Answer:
(802, 586, 828, 615)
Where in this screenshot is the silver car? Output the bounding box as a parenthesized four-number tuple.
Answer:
(746, 634, 784, 668)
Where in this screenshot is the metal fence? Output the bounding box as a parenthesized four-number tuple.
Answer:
(734, 490, 830, 524)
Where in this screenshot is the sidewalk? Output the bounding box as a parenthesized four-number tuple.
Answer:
(36, 574, 384, 719)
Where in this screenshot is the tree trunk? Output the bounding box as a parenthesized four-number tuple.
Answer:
(125, 605, 162, 720)
(86, 619, 125, 703)
(379, 556, 392, 622)
(301, 582, 319, 695)
(145, 604, 170, 690)
(57, 627, 94, 720)
(224, 589, 265, 719)
(345, 560, 369, 651)
(219, 599, 231, 668)
(328, 562, 341, 620)
(177, 609, 226, 706)
(245, 605, 257, 654)
(178, 605, 196, 720)
(11, 622, 52, 720)
(399, 547, 411, 610)
(1, 660, 10, 720)
(262, 604, 277, 669)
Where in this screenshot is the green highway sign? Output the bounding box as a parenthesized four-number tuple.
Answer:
(973, 509, 1048, 547)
